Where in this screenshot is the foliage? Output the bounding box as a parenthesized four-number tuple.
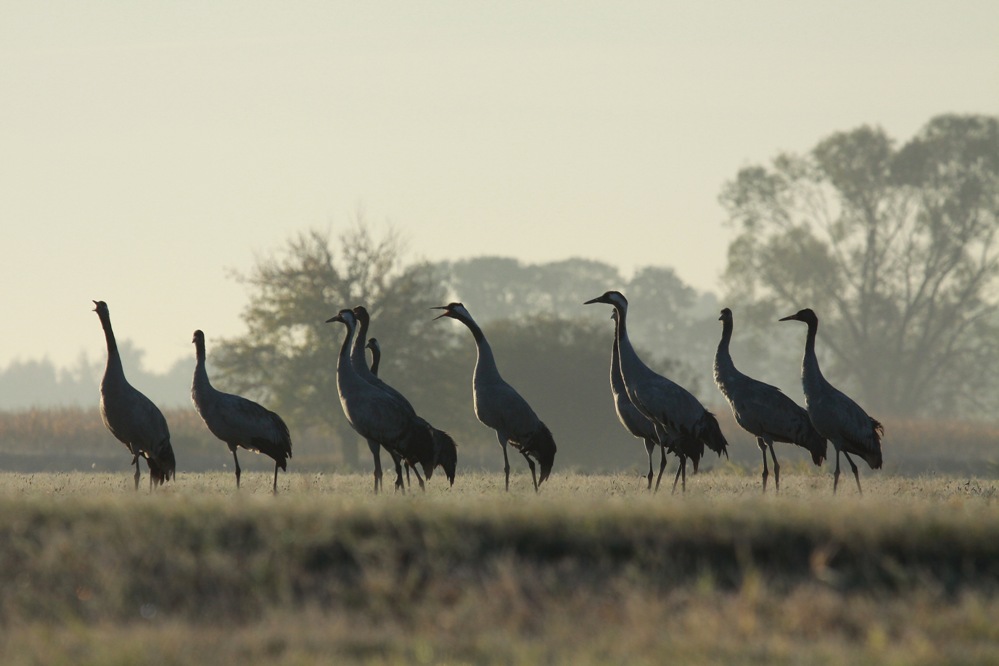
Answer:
(720, 114, 999, 417)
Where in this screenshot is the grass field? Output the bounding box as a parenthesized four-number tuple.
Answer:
(2, 469, 999, 665)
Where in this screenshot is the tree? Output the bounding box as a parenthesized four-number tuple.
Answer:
(212, 225, 450, 467)
(720, 114, 999, 417)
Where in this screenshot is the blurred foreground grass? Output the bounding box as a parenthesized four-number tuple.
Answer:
(2, 470, 999, 665)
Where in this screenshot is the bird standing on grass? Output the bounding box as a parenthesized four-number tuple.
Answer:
(191, 330, 292, 494)
(93, 300, 175, 490)
(584, 290, 727, 492)
(714, 308, 826, 492)
(779, 308, 883, 493)
(433, 302, 556, 491)
(327, 308, 436, 485)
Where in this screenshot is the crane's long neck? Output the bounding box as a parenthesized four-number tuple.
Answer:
(613, 304, 651, 381)
(98, 311, 123, 377)
(610, 319, 627, 395)
(350, 316, 375, 381)
(460, 314, 502, 384)
(800, 319, 826, 396)
(714, 317, 739, 382)
(193, 338, 213, 394)
(369, 345, 380, 376)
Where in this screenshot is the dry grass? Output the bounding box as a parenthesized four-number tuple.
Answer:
(1, 470, 999, 664)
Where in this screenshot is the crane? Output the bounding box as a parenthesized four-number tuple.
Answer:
(432, 302, 556, 491)
(584, 290, 727, 490)
(607, 310, 704, 492)
(361, 336, 407, 492)
(93, 300, 176, 490)
(779, 308, 883, 493)
(326, 308, 436, 484)
(714, 308, 826, 492)
(191, 329, 292, 494)
(350, 306, 456, 490)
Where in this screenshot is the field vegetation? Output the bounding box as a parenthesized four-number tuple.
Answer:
(2, 469, 999, 665)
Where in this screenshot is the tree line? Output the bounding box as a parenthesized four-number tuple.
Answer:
(1, 113, 995, 473)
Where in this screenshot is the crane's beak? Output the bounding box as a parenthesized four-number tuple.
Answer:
(430, 306, 450, 320)
(583, 296, 605, 305)
(778, 314, 796, 322)
(325, 313, 343, 324)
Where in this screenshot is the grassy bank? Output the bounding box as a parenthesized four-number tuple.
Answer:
(1, 472, 998, 664)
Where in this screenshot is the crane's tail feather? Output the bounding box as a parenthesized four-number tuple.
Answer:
(146, 439, 176, 486)
(249, 436, 292, 471)
(526, 423, 557, 486)
(865, 418, 885, 470)
(431, 427, 458, 486)
(696, 411, 729, 458)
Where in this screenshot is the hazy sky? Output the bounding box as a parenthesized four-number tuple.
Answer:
(2, 1, 997, 375)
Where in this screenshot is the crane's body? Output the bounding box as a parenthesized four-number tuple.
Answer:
(779, 308, 883, 493)
(608, 310, 702, 491)
(433, 302, 555, 491)
(327, 309, 436, 481)
(714, 308, 825, 492)
(191, 330, 292, 493)
(585, 290, 727, 491)
(350, 307, 456, 490)
(94, 300, 175, 490)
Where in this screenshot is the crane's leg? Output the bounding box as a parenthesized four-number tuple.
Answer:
(498, 434, 511, 491)
(412, 465, 425, 492)
(367, 440, 383, 494)
(654, 443, 668, 493)
(672, 455, 688, 494)
(832, 446, 842, 494)
(757, 437, 769, 493)
(843, 451, 862, 495)
(232, 449, 242, 490)
(392, 455, 406, 494)
(405, 462, 412, 488)
(766, 438, 781, 493)
(644, 440, 655, 490)
(132, 453, 140, 491)
(272, 463, 280, 495)
(521, 451, 539, 492)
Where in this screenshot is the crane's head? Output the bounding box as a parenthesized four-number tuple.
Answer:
(192, 329, 205, 345)
(431, 302, 471, 322)
(351, 305, 370, 328)
(583, 290, 628, 312)
(365, 337, 379, 352)
(718, 307, 733, 323)
(325, 308, 356, 329)
(778, 308, 818, 327)
(92, 300, 109, 315)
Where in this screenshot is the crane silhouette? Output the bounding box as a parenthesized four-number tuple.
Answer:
(584, 290, 727, 491)
(350, 306, 456, 490)
(433, 302, 556, 491)
(191, 330, 292, 494)
(326, 308, 436, 485)
(93, 300, 176, 490)
(361, 336, 407, 492)
(607, 310, 704, 492)
(714, 308, 826, 492)
(779, 308, 883, 493)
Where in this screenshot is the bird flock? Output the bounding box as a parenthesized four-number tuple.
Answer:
(93, 292, 884, 495)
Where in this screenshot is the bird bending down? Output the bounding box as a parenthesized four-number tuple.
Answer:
(327, 309, 436, 483)
(433, 302, 556, 491)
(714, 308, 826, 492)
(607, 311, 703, 492)
(584, 291, 727, 492)
(779, 308, 883, 494)
(191, 330, 292, 494)
(350, 306, 456, 491)
(93, 300, 176, 490)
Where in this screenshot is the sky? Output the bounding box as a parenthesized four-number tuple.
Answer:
(2, 1, 997, 374)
